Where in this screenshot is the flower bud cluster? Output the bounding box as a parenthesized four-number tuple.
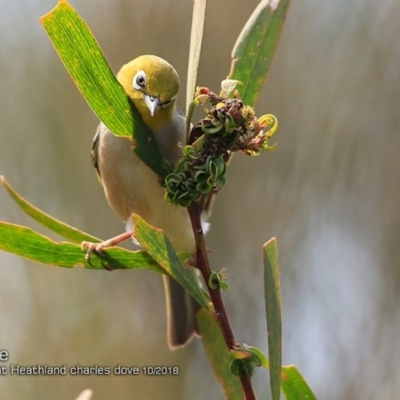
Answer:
(164, 86, 278, 207)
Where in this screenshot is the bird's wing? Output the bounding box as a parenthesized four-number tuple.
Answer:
(91, 124, 102, 182)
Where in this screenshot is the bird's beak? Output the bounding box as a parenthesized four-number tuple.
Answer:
(144, 94, 160, 117)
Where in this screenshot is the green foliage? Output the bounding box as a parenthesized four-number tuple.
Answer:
(197, 308, 243, 400)
(228, 0, 291, 107)
(132, 214, 209, 309)
(164, 151, 227, 207)
(229, 345, 269, 378)
(0, 221, 162, 272)
(186, 0, 207, 118)
(40, 0, 132, 138)
(1, 176, 99, 243)
(264, 238, 283, 400)
(281, 365, 318, 400)
(208, 270, 229, 291)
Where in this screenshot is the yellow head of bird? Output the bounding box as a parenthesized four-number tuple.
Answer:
(117, 55, 180, 131)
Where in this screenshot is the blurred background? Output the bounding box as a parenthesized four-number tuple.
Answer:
(1, 0, 399, 399)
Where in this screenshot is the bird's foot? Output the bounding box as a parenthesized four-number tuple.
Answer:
(81, 231, 133, 270)
(81, 241, 112, 270)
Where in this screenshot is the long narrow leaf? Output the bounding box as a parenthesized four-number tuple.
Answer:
(40, 0, 168, 177)
(186, 0, 207, 116)
(281, 365, 317, 400)
(40, 0, 133, 138)
(263, 237, 282, 400)
(228, 0, 291, 106)
(0, 222, 162, 272)
(197, 308, 243, 400)
(1, 176, 99, 243)
(132, 214, 208, 309)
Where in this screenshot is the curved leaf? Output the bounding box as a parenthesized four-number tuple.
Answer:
(197, 308, 243, 400)
(228, 0, 291, 106)
(132, 214, 209, 309)
(40, 0, 133, 138)
(1, 176, 99, 243)
(40, 0, 168, 177)
(281, 365, 318, 400)
(0, 222, 162, 272)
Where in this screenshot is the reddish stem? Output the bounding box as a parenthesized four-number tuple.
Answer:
(188, 203, 256, 400)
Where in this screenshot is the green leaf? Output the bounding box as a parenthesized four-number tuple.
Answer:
(0, 222, 162, 272)
(263, 237, 282, 400)
(197, 308, 243, 400)
(228, 0, 291, 106)
(281, 365, 318, 400)
(40, 0, 133, 138)
(133, 132, 173, 178)
(243, 345, 269, 369)
(132, 214, 209, 309)
(1, 176, 99, 243)
(40, 0, 168, 178)
(186, 0, 207, 119)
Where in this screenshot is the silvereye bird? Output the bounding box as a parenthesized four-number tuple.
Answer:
(82, 55, 205, 349)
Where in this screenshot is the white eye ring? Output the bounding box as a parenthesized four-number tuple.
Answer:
(133, 70, 146, 90)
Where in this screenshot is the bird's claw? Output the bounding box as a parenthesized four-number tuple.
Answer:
(81, 241, 113, 270)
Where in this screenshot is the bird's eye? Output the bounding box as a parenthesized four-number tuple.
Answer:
(133, 70, 147, 90)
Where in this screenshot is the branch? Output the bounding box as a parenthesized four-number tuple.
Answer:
(188, 203, 256, 400)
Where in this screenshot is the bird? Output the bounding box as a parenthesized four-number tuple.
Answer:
(81, 55, 206, 349)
